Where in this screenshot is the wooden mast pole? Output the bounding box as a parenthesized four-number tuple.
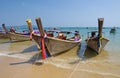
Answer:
(98, 18, 104, 37)
(35, 17, 46, 59)
(26, 19, 34, 41)
(26, 19, 33, 34)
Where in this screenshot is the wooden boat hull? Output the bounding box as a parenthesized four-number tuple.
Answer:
(32, 34, 41, 50)
(0, 32, 9, 38)
(45, 37, 82, 56)
(86, 18, 109, 54)
(8, 32, 30, 42)
(86, 37, 109, 54)
(32, 34, 82, 56)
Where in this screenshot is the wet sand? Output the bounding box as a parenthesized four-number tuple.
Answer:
(1, 56, 120, 78)
(0, 56, 70, 78)
(0, 39, 120, 78)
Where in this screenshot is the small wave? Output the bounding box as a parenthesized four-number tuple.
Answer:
(0, 52, 29, 59)
(79, 69, 120, 78)
(49, 62, 71, 69)
(44, 58, 71, 69)
(44, 58, 120, 78)
(43, 58, 80, 69)
(79, 59, 120, 65)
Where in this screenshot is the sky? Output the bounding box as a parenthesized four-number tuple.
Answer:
(0, 0, 120, 27)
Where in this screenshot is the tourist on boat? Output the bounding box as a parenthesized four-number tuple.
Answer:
(45, 30, 54, 37)
(74, 31, 80, 41)
(10, 26, 15, 33)
(44, 30, 47, 38)
(57, 32, 66, 39)
(91, 31, 96, 38)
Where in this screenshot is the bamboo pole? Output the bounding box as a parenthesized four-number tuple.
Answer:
(98, 18, 104, 37)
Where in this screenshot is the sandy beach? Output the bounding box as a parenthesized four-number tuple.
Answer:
(0, 38, 120, 78)
(1, 0, 120, 77)
(0, 55, 120, 78)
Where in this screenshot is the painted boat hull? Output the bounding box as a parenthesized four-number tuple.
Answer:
(0, 32, 9, 38)
(8, 32, 30, 42)
(86, 37, 109, 54)
(32, 34, 82, 56)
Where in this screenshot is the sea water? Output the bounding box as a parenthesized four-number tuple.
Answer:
(0, 26, 120, 78)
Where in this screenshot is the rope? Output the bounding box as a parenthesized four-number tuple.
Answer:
(68, 59, 80, 78)
(68, 42, 87, 78)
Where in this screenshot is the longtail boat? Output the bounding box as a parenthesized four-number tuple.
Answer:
(26, 18, 82, 56)
(2, 24, 30, 42)
(8, 32, 30, 42)
(110, 27, 116, 33)
(86, 18, 109, 54)
(0, 30, 9, 38)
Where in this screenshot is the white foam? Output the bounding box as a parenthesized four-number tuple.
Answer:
(0, 52, 29, 59)
(79, 69, 120, 78)
(49, 62, 71, 69)
(79, 59, 120, 65)
(45, 58, 120, 78)
(44, 58, 72, 69)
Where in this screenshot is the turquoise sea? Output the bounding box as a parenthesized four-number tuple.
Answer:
(0, 26, 120, 78)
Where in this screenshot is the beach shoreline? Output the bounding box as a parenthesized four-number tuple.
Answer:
(0, 55, 120, 78)
(0, 27, 120, 78)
